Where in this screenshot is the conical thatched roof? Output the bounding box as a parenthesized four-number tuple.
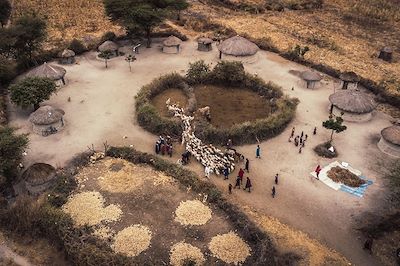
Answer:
(61, 49, 75, 58)
(329, 90, 377, 114)
(198, 37, 213, 45)
(163, 35, 182, 47)
(381, 125, 400, 146)
(339, 71, 360, 82)
(218, 36, 259, 56)
(98, 40, 118, 52)
(29, 105, 65, 125)
(25, 63, 66, 80)
(301, 71, 322, 81)
(22, 163, 56, 186)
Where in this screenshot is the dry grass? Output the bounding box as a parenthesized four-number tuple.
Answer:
(62, 191, 122, 226)
(112, 225, 152, 257)
(327, 166, 366, 187)
(244, 207, 349, 265)
(208, 231, 251, 265)
(93, 226, 114, 240)
(175, 200, 212, 226)
(169, 241, 205, 266)
(11, 0, 123, 48)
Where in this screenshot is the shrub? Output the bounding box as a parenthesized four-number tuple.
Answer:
(100, 31, 116, 44)
(0, 56, 17, 86)
(313, 141, 338, 158)
(186, 60, 210, 85)
(68, 39, 87, 55)
(209, 60, 246, 85)
(286, 44, 310, 61)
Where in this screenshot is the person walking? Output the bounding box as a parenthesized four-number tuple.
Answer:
(256, 145, 261, 159)
(313, 127, 317, 135)
(223, 167, 229, 180)
(234, 176, 241, 189)
(238, 168, 244, 184)
(244, 177, 252, 192)
(245, 159, 250, 173)
(275, 173, 279, 185)
(272, 186, 276, 198)
(315, 165, 321, 179)
(291, 127, 295, 138)
(228, 184, 233, 194)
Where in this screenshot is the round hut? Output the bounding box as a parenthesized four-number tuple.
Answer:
(329, 90, 377, 122)
(22, 163, 56, 195)
(197, 37, 213, 52)
(378, 125, 400, 157)
(59, 49, 76, 64)
(163, 35, 182, 54)
(339, 71, 360, 90)
(29, 105, 65, 136)
(378, 47, 393, 62)
(25, 62, 66, 86)
(98, 40, 119, 57)
(301, 71, 322, 89)
(218, 36, 259, 63)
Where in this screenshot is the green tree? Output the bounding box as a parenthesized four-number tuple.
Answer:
(125, 54, 136, 72)
(167, 0, 189, 21)
(99, 50, 113, 68)
(0, 127, 29, 184)
(186, 60, 210, 84)
(11, 15, 46, 64)
(0, 0, 11, 28)
(0, 55, 16, 85)
(10, 77, 56, 110)
(322, 114, 347, 143)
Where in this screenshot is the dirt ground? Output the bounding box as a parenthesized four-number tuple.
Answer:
(8, 39, 396, 265)
(152, 88, 188, 117)
(67, 157, 237, 264)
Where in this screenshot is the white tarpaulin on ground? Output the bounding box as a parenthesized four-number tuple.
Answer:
(310, 161, 362, 191)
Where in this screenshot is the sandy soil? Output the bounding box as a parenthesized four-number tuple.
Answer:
(8, 39, 395, 265)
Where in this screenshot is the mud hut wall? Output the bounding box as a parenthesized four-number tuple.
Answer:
(340, 81, 358, 90)
(163, 45, 180, 54)
(332, 106, 372, 122)
(377, 137, 400, 158)
(59, 57, 75, 65)
(25, 181, 53, 196)
(198, 43, 212, 52)
(32, 120, 64, 135)
(219, 54, 258, 64)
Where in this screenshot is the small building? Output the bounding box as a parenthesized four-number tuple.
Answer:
(378, 125, 400, 157)
(329, 90, 377, 122)
(22, 163, 57, 195)
(98, 40, 119, 57)
(218, 36, 259, 63)
(163, 35, 182, 54)
(339, 71, 360, 90)
(59, 49, 76, 64)
(197, 37, 213, 52)
(301, 71, 322, 89)
(378, 47, 393, 62)
(29, 105, 65, 136)
(25, 62, 66, 86)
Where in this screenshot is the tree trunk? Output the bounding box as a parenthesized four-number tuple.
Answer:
(330, 130, 334, 143)
(177, 11, 181, 21)
(146, 29, 151, 48)
(33, 103, 40, 111)
(105, 59, 108, 68)
(129, 62, 131, 72)
(342, 81, 348, 90)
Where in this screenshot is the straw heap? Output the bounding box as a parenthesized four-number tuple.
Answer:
(170, 241, 205, 266)
(62, 191, 122, 226)
(113, 225, 152, 257)
(175, 200, 212, 226)
(208, 231, 251, 265)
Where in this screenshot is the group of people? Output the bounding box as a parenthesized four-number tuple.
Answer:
(155, 135, 173, 157)
(288, 126, 317, 153)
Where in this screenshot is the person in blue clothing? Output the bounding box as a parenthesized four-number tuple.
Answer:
(256, 145, 261, 159)
(223, 167, 229, 180)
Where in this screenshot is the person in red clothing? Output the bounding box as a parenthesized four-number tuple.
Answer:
(315, 165, 322, 179)
(238, 168, 244, 184)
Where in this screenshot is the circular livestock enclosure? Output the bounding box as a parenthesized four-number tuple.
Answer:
(136, 61, 299, 145)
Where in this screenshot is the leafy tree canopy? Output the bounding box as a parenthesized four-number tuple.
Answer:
(0, 0, 11, 28)
(322, 114, 347, 142)
(10, 77, 56, 110)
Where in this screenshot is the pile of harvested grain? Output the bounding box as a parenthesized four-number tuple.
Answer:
(175, 200, 212, 226)
(97, 162, 144, 193)
(327, 166, 365, 187)
(62, 191, 122, 226)
(113, 225, 152, 257)
(208, 231, 251, 265)
(93, 226, 114, 240)
(170, 241, 205, 266)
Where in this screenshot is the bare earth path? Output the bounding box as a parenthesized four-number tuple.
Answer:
(9, 40, 393, 265)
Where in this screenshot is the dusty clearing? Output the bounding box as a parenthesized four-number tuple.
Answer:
(152, 88, 189, 117)
(8, 39, 395, 265)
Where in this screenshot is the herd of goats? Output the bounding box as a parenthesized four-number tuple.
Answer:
(166, 99, 236, 175)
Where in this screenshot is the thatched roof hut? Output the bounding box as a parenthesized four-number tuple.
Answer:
(59, 49, 76, 64)
(163, 36, 182, 54)
(378, 125, 400, 157)
(22, 163, 56, 195)
(198, 37, 213, 52)
(25, 63, 66, 85)
(378, 47, 393, 62)
(218, 36, 259, 58)
(339, 71, 360, 90)
(29, 105, 65, 135)
(301, 71, 322, 89)
(98, 40, 119, 57)
(329, 90, 377, 122)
